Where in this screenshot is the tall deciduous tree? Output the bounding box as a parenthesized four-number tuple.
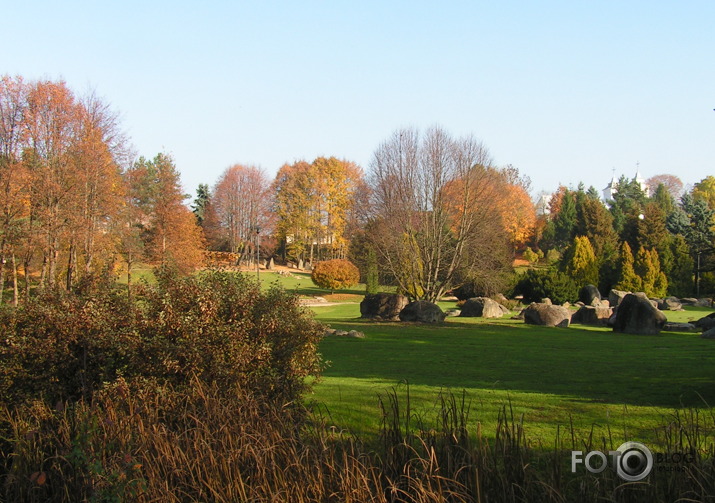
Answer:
(0, 76, 30, 304)
(67, 92, 126, 288)
(492, 173, 536, 251)
(273, 157, 362, 263)
(208, 164, 272, 264)
(127, 153, 204, 274)
(24, 79, 86, 289)
(367, 127, 510, 302)
(692, 176, 715, 210)
(646, 174, 683, 200)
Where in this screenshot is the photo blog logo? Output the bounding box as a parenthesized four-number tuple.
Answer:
(572, 442, 694, 481)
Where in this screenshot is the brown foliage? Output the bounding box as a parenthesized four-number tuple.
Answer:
(207, 164, 273, 261)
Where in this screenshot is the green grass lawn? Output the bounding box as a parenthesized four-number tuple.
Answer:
(308, 302, 715, 449)
(115, 263, 157, 285)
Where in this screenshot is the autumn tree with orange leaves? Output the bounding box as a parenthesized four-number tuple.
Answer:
(126, 153, 204, 275)
(0, 76, 31, 304)
(367, 127, 511, 302)
(0, 76, 137, 299)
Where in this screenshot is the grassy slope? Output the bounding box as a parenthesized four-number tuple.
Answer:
(309, 302, 715, 448)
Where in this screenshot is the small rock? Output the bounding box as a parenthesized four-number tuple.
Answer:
(662, 322, 697, 332)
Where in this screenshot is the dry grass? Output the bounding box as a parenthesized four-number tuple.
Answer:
(2, 380, 714, 502)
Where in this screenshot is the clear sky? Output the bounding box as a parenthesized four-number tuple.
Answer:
(4, 1, 714, 197)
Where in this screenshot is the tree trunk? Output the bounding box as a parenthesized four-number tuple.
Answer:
(12, 253, 18, 307)
(66, 242, 75, 291)
(23, 254, 31, 300)
(127, 255, 133, 302)
(40, 251, 47, 289)
(0, 249, 5, 305)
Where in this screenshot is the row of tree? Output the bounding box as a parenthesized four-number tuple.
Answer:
(190, 127, 537, 302)
(3, 75, 711, 305)
(0, 76, 204, 304)
(534, 175, 714, 298)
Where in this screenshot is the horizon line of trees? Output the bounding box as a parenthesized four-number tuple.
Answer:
(3, 74, 714, 305)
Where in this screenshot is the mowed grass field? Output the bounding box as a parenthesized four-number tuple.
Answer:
(109, 267, 715, 450)
(307, 299, 715, 450)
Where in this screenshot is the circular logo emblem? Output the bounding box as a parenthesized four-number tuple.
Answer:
(615, 442, 653, 481)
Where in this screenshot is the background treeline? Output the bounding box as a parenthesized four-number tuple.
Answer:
(195, 127, 537, 302)
(3, 75, 712, 305)
(528, 176, 713, 300)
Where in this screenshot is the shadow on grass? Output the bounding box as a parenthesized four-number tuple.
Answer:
(317, 314, 715, 410)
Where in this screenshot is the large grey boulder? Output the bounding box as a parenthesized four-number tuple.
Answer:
(579, 284, 602, 307)
(460, 297, 504, 318)
(608, 289, 630, 307)
(696, 298, 714, 308)
(571, 305, 613, 326)
(399, 301, 446, 323)
(612, 292, 667, 335)
(360, 293, 409, 321)
(523, 303, 571, 327)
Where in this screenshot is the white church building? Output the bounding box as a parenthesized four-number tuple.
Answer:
(602, 168, 650, 202)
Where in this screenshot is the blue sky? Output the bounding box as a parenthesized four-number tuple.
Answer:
(4, 1, 714, 197)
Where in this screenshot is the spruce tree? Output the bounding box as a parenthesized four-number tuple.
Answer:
(668, 234, 694, 297)
(553, 190, 577, 249)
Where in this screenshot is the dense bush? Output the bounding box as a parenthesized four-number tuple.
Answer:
(511, 268, 579, 305)
(522, 247, 539, 264)
(0, 270, 324, 407)
(311, 259, 360, 291)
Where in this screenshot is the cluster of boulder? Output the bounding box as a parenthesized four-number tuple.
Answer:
(356, 288, 715, 338)
(516, 285, 715, 336)
(360, 293, 447, 323)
